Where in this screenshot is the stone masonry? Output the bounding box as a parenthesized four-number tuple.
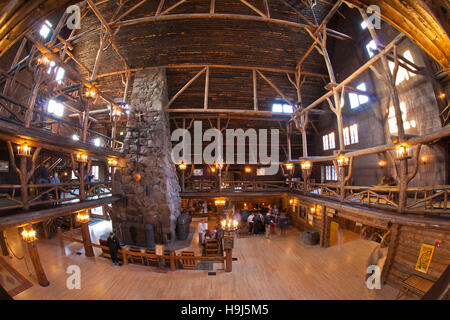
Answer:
(112, 68, 181, 246)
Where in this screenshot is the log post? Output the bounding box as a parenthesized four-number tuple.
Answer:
(121, 248, 128, 264)
(25, 240, 50, 287)
(0, 231, 9, 256)
(381, 224, 400, 285)
(57, 227, 65, 256)
(225, 249, 232, 272)
(169, 251, 176, 271)
(80, 222, 94, 257)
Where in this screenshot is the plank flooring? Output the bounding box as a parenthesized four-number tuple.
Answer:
(2, 220, 400, 300)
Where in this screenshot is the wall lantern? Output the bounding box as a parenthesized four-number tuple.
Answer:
(85, 87, 97, 99)
(17, 143, 31, 157)
(215, 199, 226, 206)
(289, 199, 294, 205)
(210, 167, 216, 173)
(337, 155, 349, 167)
(421, 156, 427, 164)
(301, 161, 312, 171)
(244, 166, 252, 173)
(378, 160, 387, 168)
(310, 206, 316, 214)
(108, 159, 118, 167)
(221, 218, 239, 232)
(394, 143, 410, 160)
(76, 153, 88, 163)
(21, 228, 37, 243)
(178, 161, 187, 171)
(76, 211, 90, 223)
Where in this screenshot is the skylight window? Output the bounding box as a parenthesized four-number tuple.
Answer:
(349, 83, 369, 109)
(272, 103, 294, 114)
(361, 21, 368, 29)
(47, 99, 64, 117)
(55, 67, 65, 83)
(39, 20, 52, 39)
(366, 40, 377, 58)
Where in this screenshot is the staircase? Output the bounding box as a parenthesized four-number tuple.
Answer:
(205, 239, 219, 256)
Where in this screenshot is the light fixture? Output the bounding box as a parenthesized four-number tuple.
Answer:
(378, 160, 387, 168)
(337, 155, 349, 167)
(440, 93, 446, 99)
(76, 211, 90, 223)
(72, 134, 80, 141)
(64, 172, 68, 176)
(215, 199, 226, 206)
(310, 206, 316, 214)
(289, 199, 294, 205)
(21, 228, 37, 243)
(301, 161, 312, 171)
(85, 87, 97, 99)
(76, 153, 88, 163)
(17, 143, 31, 157)
(108, 159, 118, 167)
(221, 218, 239, 232)
(178, 161, 187, 171)
(421, 156, 427, 164)
(284, 162, 294, 171)
(48, 99, 64, 117)
(110, 105, 122, 121)
(210, 167, 216, 173)
(395, 143, 409, 160)
(244, 166, 252, 173)
(37, 55, 50, 65)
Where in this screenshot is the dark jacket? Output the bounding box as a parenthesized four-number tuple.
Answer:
(107, 236, 121, 252)
(264, 215, 272, 225)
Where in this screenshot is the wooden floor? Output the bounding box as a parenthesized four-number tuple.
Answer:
(2, 220, 401, 300)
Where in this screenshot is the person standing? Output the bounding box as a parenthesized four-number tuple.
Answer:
(264, 214, 272, 238)
(50, 171, 61, 201)
(107, 232, 122, 266)
(247, 212, 254, 235)
(279, 213, 288, 236)
(198, 219, 207, 245)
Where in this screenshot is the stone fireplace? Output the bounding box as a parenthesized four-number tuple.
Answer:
(112, 68, 181, 247)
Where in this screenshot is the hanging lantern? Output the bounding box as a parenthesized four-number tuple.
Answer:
(76, 211, 90, 223)
(85, 87, 97, 99)
(301, 161, 312, 171)
(37, 55, 50, 65)
(17, 143, 31, 157)
(76, 153, 88, 163)
(244, 166, 252, 173)
(337, 155, 349, 167)
(21, 228, 37, 243)
(110, 106, 122, 121)
(310, 206, 316, 214)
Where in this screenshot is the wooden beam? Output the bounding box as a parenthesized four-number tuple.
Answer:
(204, 66, 209, 110)
(160, 0, 187, 16)
(164, 67, 207, 110)
(253, 68, 258, 111)
(256, 69, 294, 107)
(239, 0, 267, 18)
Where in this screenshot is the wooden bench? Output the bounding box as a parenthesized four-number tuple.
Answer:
(180, 251, 196, 270)
(396, 274, 435, 299)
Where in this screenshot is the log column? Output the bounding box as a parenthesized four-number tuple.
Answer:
(80, 222, 94, 257)
(20, 226, 50, 287)
(0, 231, 9, 256)
(225, 249, 232, 272)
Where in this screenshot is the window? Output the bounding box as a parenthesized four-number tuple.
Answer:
(39, 20, 52, 39)
(366, 40, 377, 58)
(272, 103, 294, 114)
(344, 124, 358, 146)
(55, 67, 65, 83)
(323, 132, 335, 150)
(361, 21, 368, 29)
(93, 138, 101, 147)
(71, 170, 76, 180)
(388, 102, 417, 134)
(91, 165, 99, 180)
(388, 50, 416, 85)
(47, 99, 64, 117)
(349, 83, 369, 109)
(325, 165, 337, 181)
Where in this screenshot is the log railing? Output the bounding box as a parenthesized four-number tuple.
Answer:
(0, 181, 112, 211)
(182, 179, 450, 215)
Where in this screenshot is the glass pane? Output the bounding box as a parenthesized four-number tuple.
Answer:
(283, 104, 293, 113)
(349, 93, 360, 109)
(272, 103, 283, 113)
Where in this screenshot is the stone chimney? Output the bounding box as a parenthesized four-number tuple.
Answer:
(112, 68, 181, 247)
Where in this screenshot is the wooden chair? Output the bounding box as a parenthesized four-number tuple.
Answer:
(144, 249, 159, 266)
(128, 246, 145, 265)
(205, 238, 219, 256)
(180, 251, 196, 270)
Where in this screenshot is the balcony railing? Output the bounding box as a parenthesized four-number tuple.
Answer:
(0, 181, 112, 211)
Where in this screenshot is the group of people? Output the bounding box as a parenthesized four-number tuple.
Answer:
(197, 219, 224, 246)
(244, 205, 288, 238)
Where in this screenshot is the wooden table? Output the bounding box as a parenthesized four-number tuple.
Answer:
(396, 274, 435, 299)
